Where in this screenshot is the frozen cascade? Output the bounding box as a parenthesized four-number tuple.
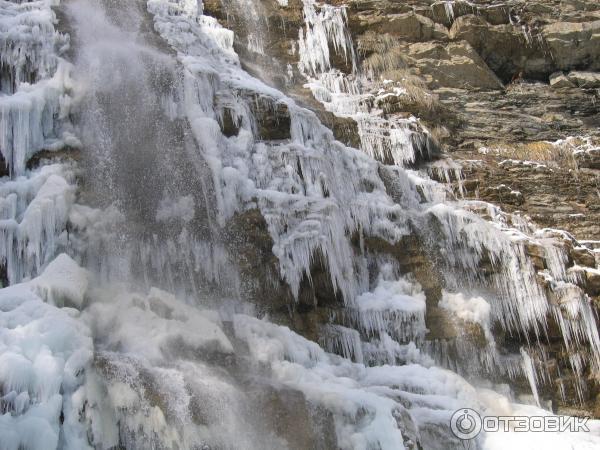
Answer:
(0, 0, 599, 449)
(341, 267, 427, 346)
(298, 0, 438, 167)
(56, 0, 246, 301)
(0, 0, 66, 93)
(292, 0, 600, 418)
(0, 163, 75, 284)
(319, 324, 364, 363)
(0, 0, 77, 176)
(298, 0, 356, 77)
(145, 0, 414, 302)
(147, 0, 600, 441)
(220, 0, 267, 55)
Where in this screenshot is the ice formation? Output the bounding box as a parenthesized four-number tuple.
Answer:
(439, 291, 492, 340)
(0, 0, 599, 449)
(0, 163, 75, 284)
(0, 0, 77, 176)
(349, 268, 427, 345)
(147, 0, 413, 304)
(0, 255, 92, 450)
(298, 0, 438, 167)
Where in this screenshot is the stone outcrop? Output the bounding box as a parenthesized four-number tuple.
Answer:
(356, 11, 449, 41)
(565, 70, 600, 88)
(448, 16, 600, 81)
(549, 71, 575, 88)
(454, 142, 600, 239)
(449, 15, 546, 81)
(405, 40, 504, 89)
(347, 1, 600, 240)
(543, 20, 600, 73)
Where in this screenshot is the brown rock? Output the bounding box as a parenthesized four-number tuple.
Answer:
(586, 269, 600, 296)
(567, 71, 600, 88)
(571, 246, 597, 267)
(429, 1, 510, 27)
(407, 41, 504, 90)
(575, 147, 600, 170)
(449, 15, 547, 81)
(252, 98, 292, 141)
(365, 11, 448, 42)
(543, 21, 600, 73)
(549, 71, 576, 88)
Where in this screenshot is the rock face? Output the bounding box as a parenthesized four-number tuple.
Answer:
(449, 15, 544, 81)
(345, 0, 600, 240)
(543, 20, 600, 73)
(405, 41, 505, 90)
(360, 11, 449, 41)
(566, 70, 600, 88)
(549, 71, 575, 88)
(446, 5, 600, 80)
(455, 140, 600, 239)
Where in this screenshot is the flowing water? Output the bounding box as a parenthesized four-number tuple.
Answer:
(66, 0, 233, 294)
(0, 0, 600, 449)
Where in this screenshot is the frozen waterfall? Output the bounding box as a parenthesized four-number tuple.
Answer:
(0, 0, 599, 449)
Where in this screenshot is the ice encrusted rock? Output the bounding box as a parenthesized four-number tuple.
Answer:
(29, 253, 89, 308)
(84, 286, 234, 361)
(0, 64, 76, 176)
(0, 1, 77, 177)
(439, 291, 492, 340)
(147, 0, 414, 304)
(0, 0, 68, 93)
(0, 256, 237, 450)
(0, 163, 76, 284)
(143, 0, 600, 407)
(0, 256, 92, 450)
(234, 314, 600, 450)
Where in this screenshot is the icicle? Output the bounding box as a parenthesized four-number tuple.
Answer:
(298, 0, 356, 77)
(520, 347, 541, 407)
(0, 66, 73, 176)
(320, 324, 364, 363)
(346, 273, 427, 344)
(428, 158, 465, 198)
(0, 0, 75, 177)
(0, 0, 68, 94)
(0, 163, 75, 284)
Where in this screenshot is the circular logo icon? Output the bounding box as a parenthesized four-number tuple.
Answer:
(450, 408, 482, 440)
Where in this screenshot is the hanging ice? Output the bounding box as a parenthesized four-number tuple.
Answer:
(0, 1, 76, 176)
(0, 163, 75, 284)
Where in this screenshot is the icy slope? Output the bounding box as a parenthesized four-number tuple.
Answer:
(1, 256, 599, 449)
